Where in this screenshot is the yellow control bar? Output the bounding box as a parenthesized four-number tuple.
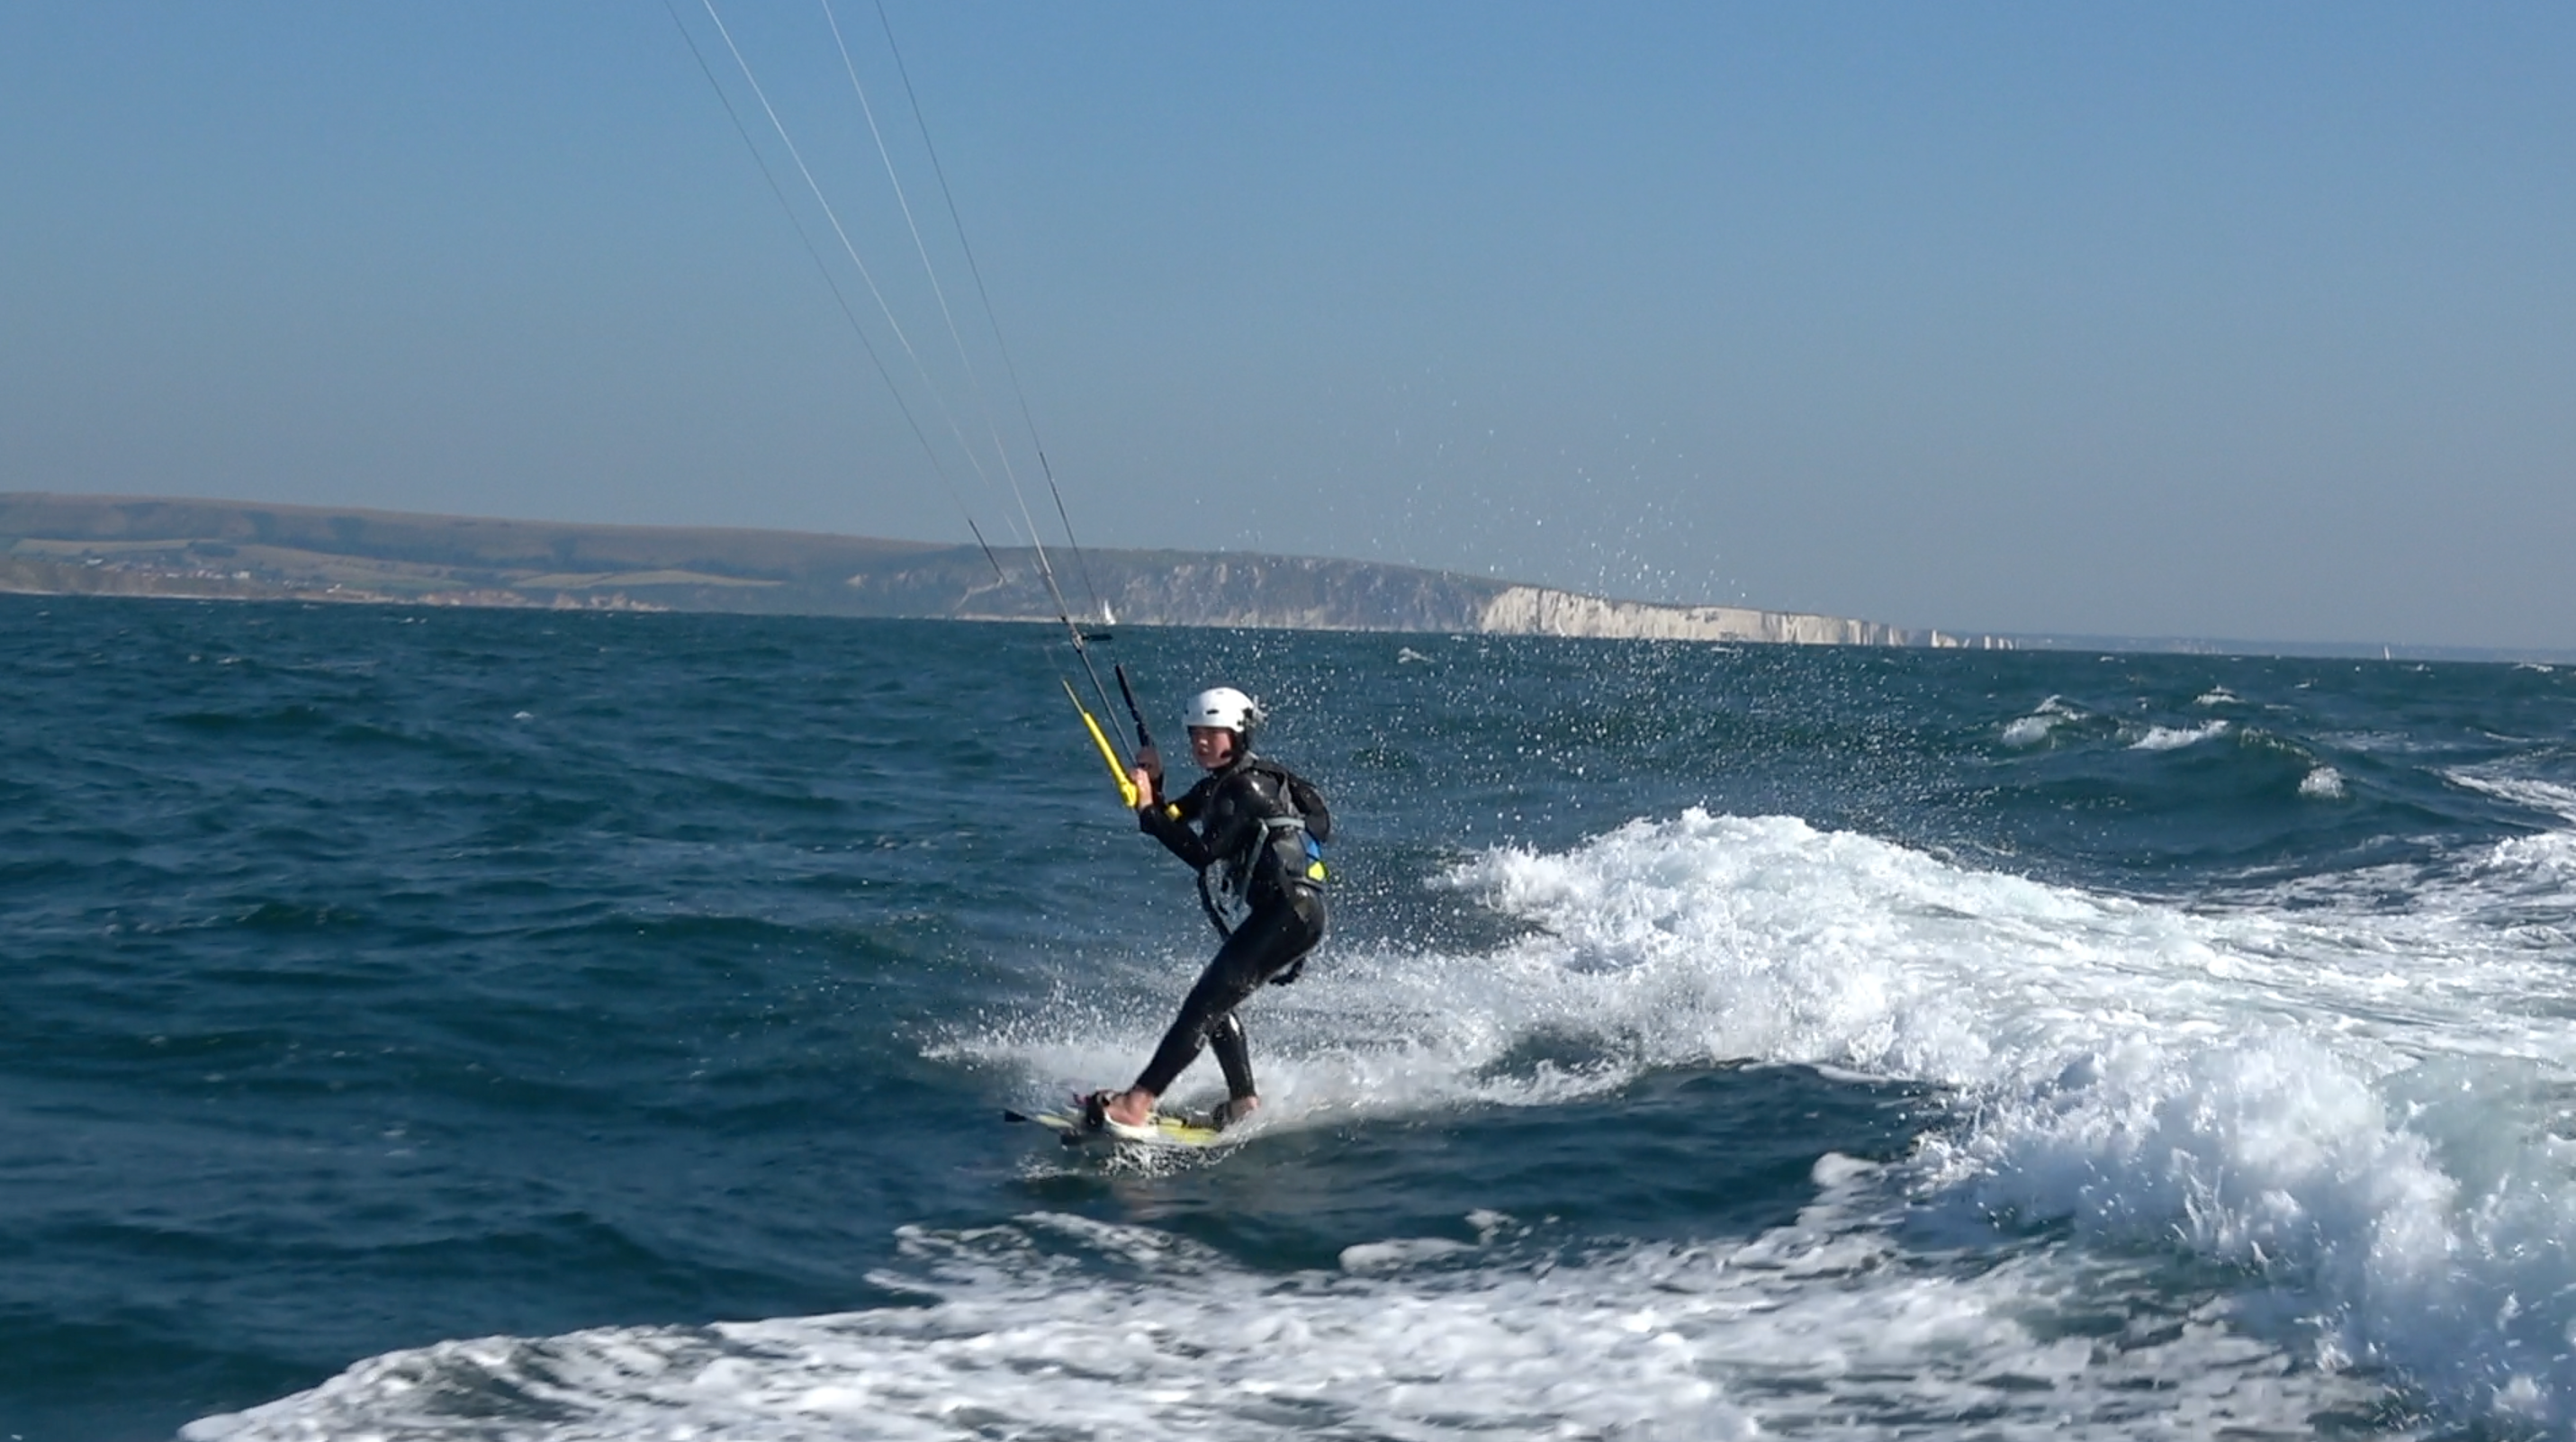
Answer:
(1064, 678, 1140, 809)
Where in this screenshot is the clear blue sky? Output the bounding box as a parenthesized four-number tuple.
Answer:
(4, 4, 2570, 648)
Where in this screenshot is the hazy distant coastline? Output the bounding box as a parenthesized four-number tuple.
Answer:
(0, 493, 2012, 650)
(5, 493, 2563, 663)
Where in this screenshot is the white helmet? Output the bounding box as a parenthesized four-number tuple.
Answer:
(1185, 686, 1264, 738)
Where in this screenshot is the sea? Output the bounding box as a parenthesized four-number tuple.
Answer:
(5, 592, 2575, 1441)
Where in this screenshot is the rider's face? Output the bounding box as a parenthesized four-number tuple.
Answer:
(1188, 726, 1238, 770)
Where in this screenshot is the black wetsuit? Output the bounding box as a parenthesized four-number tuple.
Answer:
(1131, 752, 1330, 1104)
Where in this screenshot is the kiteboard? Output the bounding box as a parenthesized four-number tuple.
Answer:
(1004, 1095, 1228, 1149)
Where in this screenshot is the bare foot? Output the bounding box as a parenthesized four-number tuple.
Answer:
(1104, 1088, 1157, 1128)
(1213, 1095, 1259, 1130)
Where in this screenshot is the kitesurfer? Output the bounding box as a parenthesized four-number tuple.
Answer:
(1089, 686, 1329, 1135)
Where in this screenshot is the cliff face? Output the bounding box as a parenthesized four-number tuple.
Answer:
(0, 492, 2007, 648)
(1473, 585, 1904, 644)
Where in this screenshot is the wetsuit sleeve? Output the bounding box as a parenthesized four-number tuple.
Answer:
(1139, 778, 1216, 869)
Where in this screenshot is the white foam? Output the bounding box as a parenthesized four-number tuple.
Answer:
(1427, 812, 2576, 1426)
(2000, 695, 2080, 747)
(944, 807, 2576, 1427)
(197, 809, 2576, 1437)
(185, 1187, 2390, 1442)
(2130, 719, 2229, 751)
(1999, 715, 2056, 747)
(2481, 828, 2576, 890)
(2453, 769, 2576, 824)
(2300, 765, 2346, 799)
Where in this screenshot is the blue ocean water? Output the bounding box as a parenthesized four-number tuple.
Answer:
(5, 593, 2574, 1440)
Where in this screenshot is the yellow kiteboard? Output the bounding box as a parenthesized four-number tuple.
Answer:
(1004, 1096, 1227, 1149)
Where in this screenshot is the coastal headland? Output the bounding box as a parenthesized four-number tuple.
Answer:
(0, 492, 2002, 647)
